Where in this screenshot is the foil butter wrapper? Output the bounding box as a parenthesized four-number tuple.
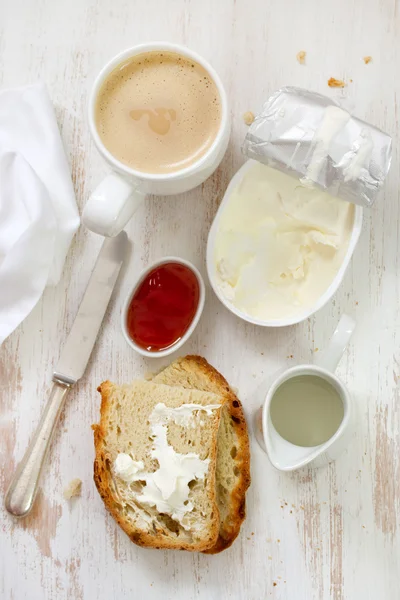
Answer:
(242, 87, 392, 208)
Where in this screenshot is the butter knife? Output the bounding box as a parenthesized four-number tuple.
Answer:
(5, 231, 128, 517)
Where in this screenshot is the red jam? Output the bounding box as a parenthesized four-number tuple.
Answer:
(126, 262, 200, 352)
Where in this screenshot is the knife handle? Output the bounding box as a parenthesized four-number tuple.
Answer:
(5, 381, 71, 517)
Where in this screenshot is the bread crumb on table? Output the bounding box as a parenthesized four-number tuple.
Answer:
(296, 51, 306, 64)
(243, 111, 255, 126)
(363, 56, 372, 64)
(328, 77, 346, 88)
(63, 478, 82, 500)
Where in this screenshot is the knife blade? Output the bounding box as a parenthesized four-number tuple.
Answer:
(5, 232, 128, 517)
(54, 232, 128, 384)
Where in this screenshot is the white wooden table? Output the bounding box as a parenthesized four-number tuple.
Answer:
(1, 0, 399, 598)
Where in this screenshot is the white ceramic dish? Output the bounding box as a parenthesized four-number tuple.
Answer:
(206, 160, 363, 327)
(121, 256, 205, 357)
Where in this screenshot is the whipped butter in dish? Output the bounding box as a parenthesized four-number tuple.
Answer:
(213, 162, 355, 321)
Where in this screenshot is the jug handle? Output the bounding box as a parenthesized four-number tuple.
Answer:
(314, 314, 355, 373)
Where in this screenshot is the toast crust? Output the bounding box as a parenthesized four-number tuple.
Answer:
(93, 380, 223, 552)
(154, 356, 251, 554)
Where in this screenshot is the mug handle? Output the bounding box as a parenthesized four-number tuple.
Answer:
(82, 173, 146, 237)
(315, 314, 356, 373)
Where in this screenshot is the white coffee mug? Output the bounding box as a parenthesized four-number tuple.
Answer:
(82, 42, 231, 237)
(254, 315, 355, 471)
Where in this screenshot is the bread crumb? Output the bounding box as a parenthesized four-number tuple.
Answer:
(243, 111, 255, 126)
(328, 77, 346, 88)
(144, 371, 155, 381)
(273, 582, 277, 587)
(231, 386, 239, 395)
(268, 555, 272, 560)
(314, 348, 319, 352)
(296, 51, 306, 65)
(63, 478, 82, 500)
(363, 56, 372, 64)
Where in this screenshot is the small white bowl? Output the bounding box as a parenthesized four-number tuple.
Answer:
(207, 160, 363, 327)
(121, 256, 205, 358)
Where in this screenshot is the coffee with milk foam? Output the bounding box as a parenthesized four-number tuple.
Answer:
(95, 51, 221, 174)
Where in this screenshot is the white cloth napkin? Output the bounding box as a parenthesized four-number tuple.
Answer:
(0, 83, 80, 344)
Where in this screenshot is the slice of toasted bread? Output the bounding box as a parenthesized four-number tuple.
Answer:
(93, 380, 225, 552)
(153, 355, 251, 553)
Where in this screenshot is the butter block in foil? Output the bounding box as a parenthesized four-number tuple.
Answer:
(242, 87, 392, 208)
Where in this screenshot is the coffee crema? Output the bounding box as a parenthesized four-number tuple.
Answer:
(95, 51, 222, 174)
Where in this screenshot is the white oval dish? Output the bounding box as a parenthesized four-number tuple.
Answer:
(206, 160, 363, 327)
(121, 256, 205, 357)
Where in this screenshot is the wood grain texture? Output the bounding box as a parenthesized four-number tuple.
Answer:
(1, 0, 399, 598)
